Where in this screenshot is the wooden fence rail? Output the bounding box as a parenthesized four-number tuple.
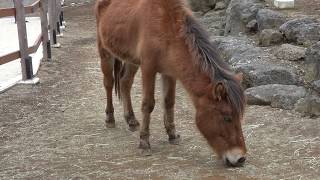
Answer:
(0, 0, 64, 81)
(0, 0, 41, 18)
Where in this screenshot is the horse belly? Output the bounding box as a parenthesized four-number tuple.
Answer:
(98, 1, 141, 65)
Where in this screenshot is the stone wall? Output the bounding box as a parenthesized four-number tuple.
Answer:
(194, 0, 320, 116)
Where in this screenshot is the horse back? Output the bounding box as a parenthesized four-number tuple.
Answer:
(96, 0, 187, 64)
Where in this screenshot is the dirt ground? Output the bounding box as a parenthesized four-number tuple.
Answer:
(0, 1, 319, 179)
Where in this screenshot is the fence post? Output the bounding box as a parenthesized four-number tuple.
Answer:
(60, 0, 66, 27)
(13, 0, 33, 80)
(48, 0, 60, 47)
(56, 0, 62, 36)
(40, 0, 51, 61)
(59, 10, 64, 27)
(13, 1, 17, 23)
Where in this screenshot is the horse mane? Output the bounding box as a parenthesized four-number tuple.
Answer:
(181, 14, 245, 117)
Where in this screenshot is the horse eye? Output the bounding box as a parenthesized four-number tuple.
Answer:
(224, 116, 232, 122)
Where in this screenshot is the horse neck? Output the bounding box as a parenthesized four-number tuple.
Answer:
(174, 54, 213, 108)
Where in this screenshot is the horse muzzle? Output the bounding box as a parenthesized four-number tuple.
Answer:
(223, 148, 246, 167)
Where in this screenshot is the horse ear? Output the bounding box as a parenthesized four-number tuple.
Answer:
(213, 81, 227, 101)
(235, 72, 243, 83)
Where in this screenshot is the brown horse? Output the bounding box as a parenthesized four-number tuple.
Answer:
(95, 0, 247, 167)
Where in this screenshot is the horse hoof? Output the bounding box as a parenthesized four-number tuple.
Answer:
(126, 116, 140, 132)
(105, 121, 116, 128)
(128, 124, 140, 132)
(140, 148, 152, 156)
(106, 112, 115, 128)
(169, 134, 181, 145)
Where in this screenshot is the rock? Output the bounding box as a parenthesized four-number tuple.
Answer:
(274, 44, 306, 61)
(200, 10, 226, 35)
(211, 35, 276, 64)
(246, 19, 258, 32)
(256, 9, 287, 31)
(215, 1, 227, 10)
(223, 0, 231, 5)
(211, 36, 298, 87)
(188, 0, 217, 12)
(237, 64, 299, 88)
(245, 84, 307, 110)
(295, 95, 320, 116)
(211, 36, 299, 88)
(271, 94, 305, 110)
(259, 29, 284, 46)
(229, 47, 274, 65)
(305, 42, 320, 82)
(192, 11, 203, 18)
(312, 80, 320, 93)
(224, 0, 264, 35)
(279, 18, 320, 46)
(210, 36, 256, 60)
(245, 85, 275, 105)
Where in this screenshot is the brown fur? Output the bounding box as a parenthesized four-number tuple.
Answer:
(96, 0, 247, 164)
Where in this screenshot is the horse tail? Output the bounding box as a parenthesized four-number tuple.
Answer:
(113, 58, 123, 100)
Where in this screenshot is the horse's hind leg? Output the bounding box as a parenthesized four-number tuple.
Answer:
(161, 75, 180, 144)
(120, 63, 140, 131)
(99, 45, 115, 128)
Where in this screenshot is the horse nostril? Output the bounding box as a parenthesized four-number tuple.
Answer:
(225, 158, 232, 167)
(238, 157, 246, 164)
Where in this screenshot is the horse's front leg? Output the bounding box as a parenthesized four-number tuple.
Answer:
(139, 67, 156, 156)
(161, 75, 180, 145)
